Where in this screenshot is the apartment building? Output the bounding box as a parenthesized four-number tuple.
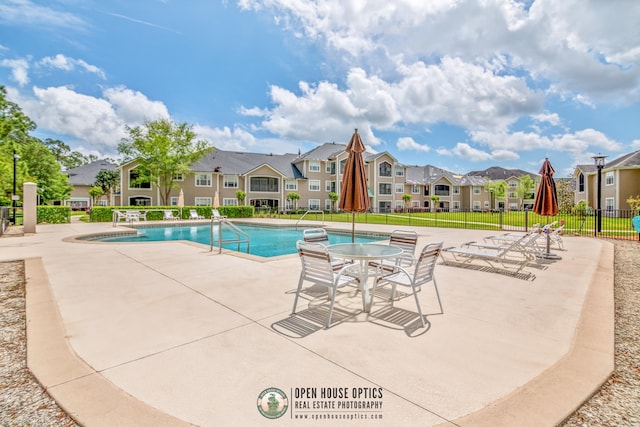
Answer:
(118, 142, 538, 213)
(573, 150, 640, 214)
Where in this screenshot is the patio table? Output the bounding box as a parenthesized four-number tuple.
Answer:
(327, 243, 403, 312)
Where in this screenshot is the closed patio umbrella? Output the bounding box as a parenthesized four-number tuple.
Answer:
(177, 188, 185, 218)
(338, 129, 371, 242)
(533, 158, 560, 259)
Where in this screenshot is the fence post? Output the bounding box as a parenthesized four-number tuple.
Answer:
(499, 209, 503, 230)
(524, 210, 528, 232)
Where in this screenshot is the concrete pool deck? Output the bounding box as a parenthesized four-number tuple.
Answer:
(1, 219, 613, 426)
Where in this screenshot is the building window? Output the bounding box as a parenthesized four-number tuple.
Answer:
(223, 175, 238, 188)
(379, 162, 392, 177)
(473, 201, 481, 210)
(605, 171, 614, 186)
(473, 186, 481, 195)
(395, 167, 404, 177)
(509, 181, 517, 188)
(285, 180, 297, 191)
(395, 184, 404, 193)
(325, 180, 336, 192)
(325, 199, 332, 210)
(484, 201, 489, 208)
(578, 173, 585, 192)
(308, 161, 321, 172)
(395, 201, 404, 211)
(434, 184, 450, 196)
(340, 159, 346, 174)
(452, 201, 460, 210)
(509, 192, 517, 199)
(309, 180, 321, 191)
(129, 168, 151, 189)
(170, 197, 178, 206)
(379, 183, 392, 195)
(412, 184, 419, 194)
(173, 173, 184, 181)
(195, 173, 212, 187)
(326, 162, 336, 174)
(195, 197, 212, 206)
(309, 199, 320, 210)
(605, 198, 614, 211)
(223, 198, 238, 206)
(509, 203, 518, 210)
(250, 177, 279, 192)
(453, 186, 460, 195)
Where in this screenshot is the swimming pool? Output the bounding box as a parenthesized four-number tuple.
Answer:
(94, 224, 386, 258)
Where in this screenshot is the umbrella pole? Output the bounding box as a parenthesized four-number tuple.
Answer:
(542, 217, 561, 260)
(351, 213, 355, 243)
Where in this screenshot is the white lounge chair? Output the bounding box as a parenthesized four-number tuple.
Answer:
(189, 209, 204, 220)
(212, 209, 227, 221)
(163, 210, 179, 220)
(441, 233, 537, 273)
(291, 241, 359, 329)
(372, 242, 443, 327)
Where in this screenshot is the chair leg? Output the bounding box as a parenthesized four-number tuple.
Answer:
(412, 288, 425, 327)
(291, 276, 305, 315)
(432, 277, 443, 315)
(326, 285, 337, 329)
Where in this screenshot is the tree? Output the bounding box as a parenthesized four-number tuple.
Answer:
(516, 175, 536, 209)
(627, 195, 640, 213)
(94, 169, 120, 206)
(42, 138, 97, 170)
(287, 192, 300, 211)
(402, 194, 412, 212)
(88, 186, 104, 206)
(484, 180, 506, 210)
(235, 190, 246, 205)
(21, 137, 71, 203)
(430, 195, 440, 212)
(328, 192, 338, 213)
(1, 85, 36, 204)
(118, 119, 212, 205)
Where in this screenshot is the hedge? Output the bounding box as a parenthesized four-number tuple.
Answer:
(37, 206, 71, 224)
(89, 205, 255, 222)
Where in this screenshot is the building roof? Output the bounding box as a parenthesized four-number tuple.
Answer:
(296, 142, 347, 161)
(575, 150, 640, 174)
(65, 160, 118, 186)
(191, 150, 303, 179)
(467, 166, 536, 180)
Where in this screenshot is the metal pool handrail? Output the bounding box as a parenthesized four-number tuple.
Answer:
(296, 209, 325, 227)
(209, 218, 250, 254)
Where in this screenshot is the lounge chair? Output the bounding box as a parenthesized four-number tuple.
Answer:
(189, 209, 204, 220)
(291, 241, 359, 329)
(372, 242, 443, 327)
(441, 233, 536, 273)
(212, 209, 227, 221)
(163, 210, 179, 221)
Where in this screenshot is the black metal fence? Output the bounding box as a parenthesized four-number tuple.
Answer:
(273, 208, 640, 241)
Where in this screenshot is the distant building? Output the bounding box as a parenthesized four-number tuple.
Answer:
(573, 150, 640, 215)
(118, 143, 540, 212)
(65, 160, 119, 209)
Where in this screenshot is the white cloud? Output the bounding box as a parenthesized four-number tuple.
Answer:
(193, 125, 258, 151)
(397, 137, 430, 153)
(0, 58, 30, 86)
(0, 0, 87, 30)
(39, 54, 106, 79)
(532, 112, 561, 127)
(9, 85, 172, 155)
(103, 86, 170, 124)
(631, 139, 640, 150)
(451, 143, 492, 162)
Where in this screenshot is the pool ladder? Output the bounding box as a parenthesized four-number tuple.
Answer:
(209, 218, 250, 254)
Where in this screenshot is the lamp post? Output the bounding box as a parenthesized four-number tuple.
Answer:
(489, 188, 494, 214)
(593, 154, 607, 235)
(12, 150, 20, 225)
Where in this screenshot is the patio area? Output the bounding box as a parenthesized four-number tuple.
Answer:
(1, 219, 613, 426)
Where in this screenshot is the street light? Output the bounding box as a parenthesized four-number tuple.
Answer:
(12, 150, 20, 225)
(592, 154, 607, 235)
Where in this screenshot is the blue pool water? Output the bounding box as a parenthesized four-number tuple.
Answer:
(96, 224, 385, 258)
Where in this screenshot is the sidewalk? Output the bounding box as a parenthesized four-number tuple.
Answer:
(2, 220, 614, 426)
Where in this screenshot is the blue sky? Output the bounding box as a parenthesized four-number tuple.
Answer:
(1, 0, 639, 177)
